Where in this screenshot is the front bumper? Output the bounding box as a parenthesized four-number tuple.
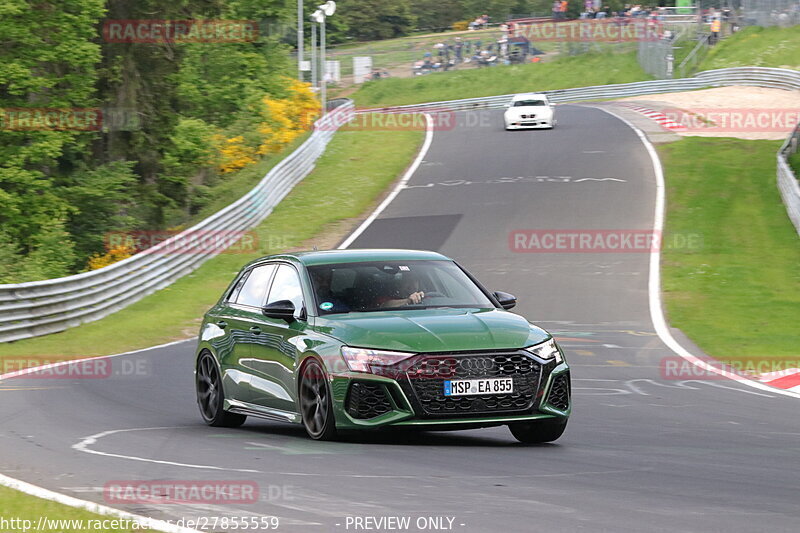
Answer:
(505, 120, 553, 129)
(329, 351, 570, 430)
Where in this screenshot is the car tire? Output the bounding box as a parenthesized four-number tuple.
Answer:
(299, 359, 338, 441)
(196, 351, 247, 428)
(508, 419, 566, 444)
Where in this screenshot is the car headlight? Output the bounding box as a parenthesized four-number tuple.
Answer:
(525, 338, 564, 364)
(341, 346, 416, 373)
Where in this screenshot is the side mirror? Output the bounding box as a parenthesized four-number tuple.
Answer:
(493, 291, 517, 310)
(262, 300, 296, 322)
(503, 103, 511, 108)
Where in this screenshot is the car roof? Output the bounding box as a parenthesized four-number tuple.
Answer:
(246, 249, 452, 268)
(511, 93, 548, 101)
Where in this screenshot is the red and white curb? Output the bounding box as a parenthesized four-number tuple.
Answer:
(620, 103, 687, 132)
(759, 368, 800, 394)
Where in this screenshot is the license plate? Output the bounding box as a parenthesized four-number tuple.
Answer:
(443, 377, 514, 397)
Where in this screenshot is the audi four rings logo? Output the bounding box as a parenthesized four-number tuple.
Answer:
(459, 359, 493, 371)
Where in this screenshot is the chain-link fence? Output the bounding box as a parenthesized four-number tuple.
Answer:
(638, 37, 676, 79)
(742, 0, 800, 26)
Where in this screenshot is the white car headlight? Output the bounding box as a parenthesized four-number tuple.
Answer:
(525, 338, 563, 364)
(341, 346, 416, 373)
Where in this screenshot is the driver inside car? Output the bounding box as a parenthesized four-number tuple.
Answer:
(377, 273, 425, 308)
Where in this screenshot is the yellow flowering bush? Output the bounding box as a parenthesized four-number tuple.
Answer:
(257, 79, 320, 155)
(212, 79, 319, 173)
(214, 134, 258, 173)
(86, 244, 136, 270)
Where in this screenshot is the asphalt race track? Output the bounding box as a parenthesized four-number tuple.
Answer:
(2, 106, 798, 533)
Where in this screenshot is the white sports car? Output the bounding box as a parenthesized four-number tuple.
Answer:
(503, 93, 556, 130)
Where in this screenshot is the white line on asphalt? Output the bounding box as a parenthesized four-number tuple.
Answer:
(0, 337, 196, 383)
(72, 427, 260, 473)
(0, 473, 202, 533)
(0, 339, 199, 528)
(597, 106, 800, 400)
(338, 113, 434, 249)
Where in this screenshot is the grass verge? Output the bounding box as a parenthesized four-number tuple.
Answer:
(0, 128, 423, 360)
(351, 51, 649, 107)
(0, 485, 146, 532)
(698, 25, 800, 71)
(659, 137, 800, 366)
(788, 148, 800, 177)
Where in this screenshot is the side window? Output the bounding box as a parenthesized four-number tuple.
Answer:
(266, 265, 304, 317)
(234, 264, 276, 307)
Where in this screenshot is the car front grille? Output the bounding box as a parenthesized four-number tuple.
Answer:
(397, 351, 542, 418)
(546, 372, 570, 411)
(346, 381, 392, 419)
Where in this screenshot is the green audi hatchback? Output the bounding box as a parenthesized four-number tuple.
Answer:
(195, 249, 570, 443)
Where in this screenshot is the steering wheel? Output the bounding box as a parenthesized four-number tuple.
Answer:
(422, 291, 445, 299)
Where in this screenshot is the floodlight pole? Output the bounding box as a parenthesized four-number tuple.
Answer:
(297, 0, 304, 80)
(320, 15, 327, 115)
(311, 23, 317, 89)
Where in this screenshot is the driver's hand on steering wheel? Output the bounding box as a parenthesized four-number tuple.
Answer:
(406, 291, 425, 305)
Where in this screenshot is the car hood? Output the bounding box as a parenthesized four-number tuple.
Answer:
(505, 107, 552, 117)
(312, 308, 550, 353)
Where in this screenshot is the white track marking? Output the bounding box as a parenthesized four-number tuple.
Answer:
(338, 113, 434, 249)
(72, 427, 260, 473)
(0, 473, 201, 533)
(0, 337, 195, 383)
(0, 115, 437, 515)
(597, 106, 800, 400)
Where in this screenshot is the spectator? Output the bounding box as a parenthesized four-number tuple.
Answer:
(709, 16, 721, 45)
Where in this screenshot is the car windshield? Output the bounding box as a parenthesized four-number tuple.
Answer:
(513, 99, 546, 107)
(307, 260, 495, 315)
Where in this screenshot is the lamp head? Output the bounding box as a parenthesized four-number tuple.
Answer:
(320, 1, 336, 16)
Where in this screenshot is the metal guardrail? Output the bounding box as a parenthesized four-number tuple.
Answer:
(0, 101, 355, 343)
(4, 66, 800, 343)
(777, 123, 800, 234)
(369, 67, 800, 114)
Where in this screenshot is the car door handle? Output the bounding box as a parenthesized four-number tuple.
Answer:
(216, 321, 227, 329)
(249, 326, 262, 334)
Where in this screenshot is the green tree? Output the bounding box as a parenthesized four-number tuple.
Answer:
(339, 0, 416, 40)
(0, 0, 105, 254)
(410, 0, 465, 31)
(18, 219, 78, 282)
(61, 161, 140, 261)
